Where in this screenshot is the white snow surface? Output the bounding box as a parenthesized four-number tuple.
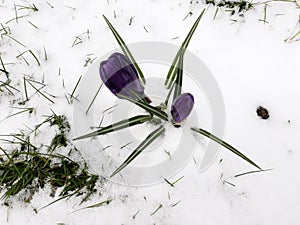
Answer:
(0, 0, 300, 224)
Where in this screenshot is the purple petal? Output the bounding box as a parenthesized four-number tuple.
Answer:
(99, 52, 146, 99)
(171, 93, 194, 123)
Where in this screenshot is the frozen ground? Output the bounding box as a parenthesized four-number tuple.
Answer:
(0, 0, 300, 224)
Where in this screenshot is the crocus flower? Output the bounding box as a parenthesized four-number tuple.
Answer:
(171, 93, 194, 123)
(100, 52, 151, 103)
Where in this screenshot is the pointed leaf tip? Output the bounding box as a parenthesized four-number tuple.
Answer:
(191, 127, 261, 170)
(110, 126, 165, 177)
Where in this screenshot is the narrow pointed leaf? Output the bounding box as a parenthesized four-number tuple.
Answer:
(234, 168, 272, 178)
(172, 50, 184, 103)
(73, 115, 152, 141)
(103, 15, 146, 84)
(161, 81, 176, 109)
(26, 80, 54, 103)
(165, 9, 205, 88)
(0, 147, 21, 176)
(110, 126, 165, 177)
(129, 90, 150, 105)
(39, 195, 70, 211)
(191, 127, 261, 169)
(70, 75, 82, 101)
(85, 84, 102, 114)
(0, 108, 34, 123)
(69, 199, 112, 214)
(117, 94, 168, 121)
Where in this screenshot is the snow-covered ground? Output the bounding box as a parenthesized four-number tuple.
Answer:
(1, 0, 300, 224)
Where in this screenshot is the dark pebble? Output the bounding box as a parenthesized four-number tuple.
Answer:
(256, 106, 269, 119)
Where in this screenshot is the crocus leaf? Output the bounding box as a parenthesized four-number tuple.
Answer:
(191, 127, 261, 169)
(161, 81, 176, 110)
(110, 126, 165, 177)
(117, 93, 168, 121)
(73, 115, 152, 141)
(172, 50, 183, 103)
(129, 90, 150, 105)
(165, 9, 205, 88)
(103, 15, 146, 85)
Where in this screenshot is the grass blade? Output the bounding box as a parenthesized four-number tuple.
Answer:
(110, 126, 165, 177)
(0, 80, 20, 95)
(234, 168, 272, 178)
(69, 199, 112, 214)
(0, 56, 9, 76)
(191, 127, 261, 169)
(165, 9, 205, 88)
(16, 50, 40, 66)
(23, 76, 28, 101)
(39, 195, 70, 211)
(117, 94, 168, 121)
(73, 115, 152, 141)
(0, 107, 33, 123)
(150, 204, 162, 216)
(70, 75, 82, 102)
(0, 147, 21, 176)
(85, 84, 102, 114)
(103, 15, 146, 84)
(28, 50, 40, 66)
(26, 79, 54, 104)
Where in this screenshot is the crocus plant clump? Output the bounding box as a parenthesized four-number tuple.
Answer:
(74, 10, 261, 178)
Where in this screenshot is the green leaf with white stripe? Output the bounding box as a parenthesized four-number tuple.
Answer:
(165, 9, 205, 88)
(103, 15, 146, 85)
(191, 127, 261, 169)
(110, 126, 165, 177)
(172, 49, 184, 103)
(73, 115, 152, 141)
(117, 94, 168, 121)
(129, 90, 150, 105)
(160, 81, 176, 110)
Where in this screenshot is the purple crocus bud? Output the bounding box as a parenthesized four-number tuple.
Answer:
(171, 93, 194, 123)
(100, 52, 151, 103)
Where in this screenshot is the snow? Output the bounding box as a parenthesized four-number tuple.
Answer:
(1, 0, 300, 224)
